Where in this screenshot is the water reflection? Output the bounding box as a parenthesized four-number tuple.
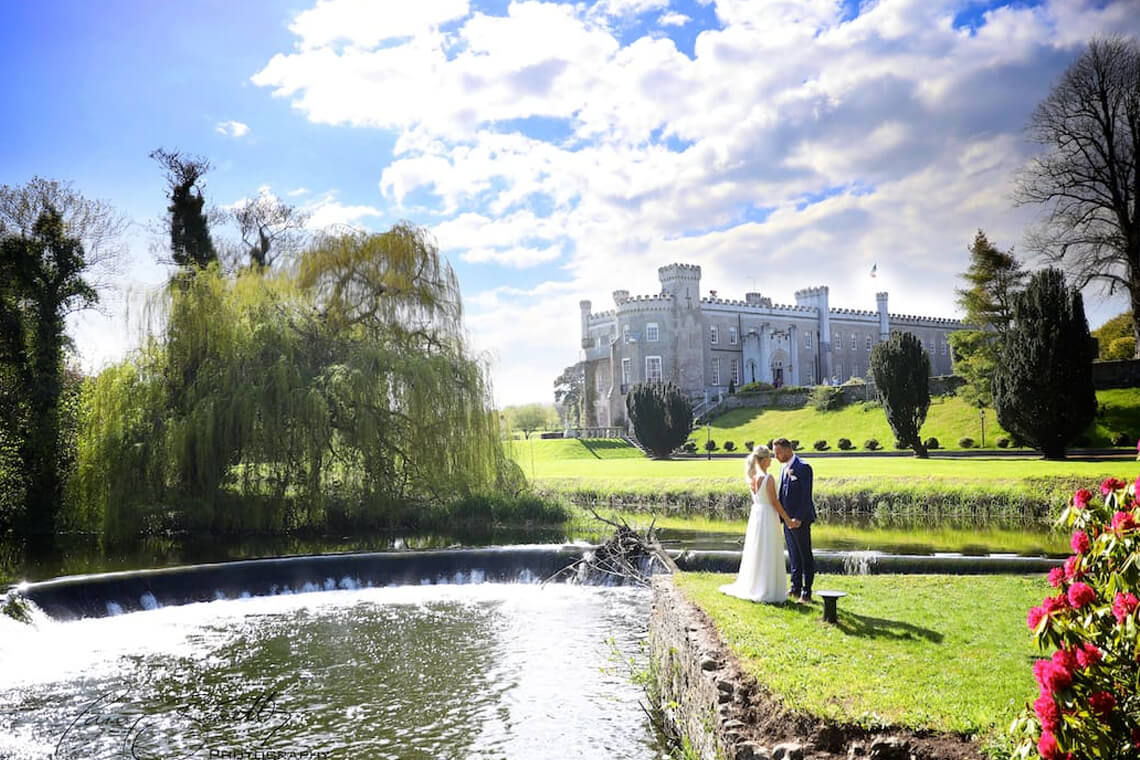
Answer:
(0, 585, 659, 760)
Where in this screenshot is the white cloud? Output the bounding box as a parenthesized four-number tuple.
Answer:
(253, 0, 1140, 404)
(287, 186, 311, 196)
(215, 120, 250, 138)
(658, 11, 690, 26)
(303, 193, 384, 230)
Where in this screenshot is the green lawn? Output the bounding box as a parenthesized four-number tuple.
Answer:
(704, 388, 1140, 452)
(676, 572, 1045, 753)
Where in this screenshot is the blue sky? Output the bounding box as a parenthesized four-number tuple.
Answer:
(2, 0, 1138, 405)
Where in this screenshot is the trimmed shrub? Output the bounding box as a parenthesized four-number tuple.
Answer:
(809, 385, 845, 411)
(813, 439, 829, 451)
(959, 437, 975, 449)
(743, 440, 755, 451)
(924, 437, 941, 450)
(737, 381, 774, 393)
(996, 436, 1011, 449)
(864, 438, 881, 451)
(837, 437, 854, 451)
(789, 439, 801, 451)
(723, 441, 736, 452)
(1109, 431, 1129, 447)
(704, 439, 717, 452)
(682, 441, 697, 454)
(626, 381, 694, 458)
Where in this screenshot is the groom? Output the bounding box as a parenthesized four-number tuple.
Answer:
(773, 437, 816, 603)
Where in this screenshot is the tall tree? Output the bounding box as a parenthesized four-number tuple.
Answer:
(869, 332, 931, 458)
(1016, 36, 1140, 357)
(625, 382, 693, 459)
(1091, 311, 1135, 360)
(948, 231, 1026, 409)
(230, 189, 309, 269)
(553, 362, 585, 428)
(993, 268, 1097, 460)
(505, 403, 555, 439)
(150, 148, 217, 269)
(0, 208, 98, 539)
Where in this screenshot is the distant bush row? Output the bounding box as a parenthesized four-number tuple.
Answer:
(680, 431, 1135, 454)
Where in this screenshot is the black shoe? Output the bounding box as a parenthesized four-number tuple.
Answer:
(789, 589, 801, 599)
(799, 593, 812, 603)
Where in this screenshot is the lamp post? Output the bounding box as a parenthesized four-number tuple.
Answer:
(979, 408, 986, 449)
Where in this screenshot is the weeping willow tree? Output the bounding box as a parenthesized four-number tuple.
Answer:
(76, 223, 521, 540)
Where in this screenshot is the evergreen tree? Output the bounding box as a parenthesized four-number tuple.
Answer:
(625, 382, 693, 459)
(948, 230, 1025, 409)
(150, 148, 217, 269)
(993, 268, 1097, 460)
(553, 362, 585, 428)
(869, 332, 931, 458)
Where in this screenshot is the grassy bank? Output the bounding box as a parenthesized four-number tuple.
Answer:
(704, 387, 1140, 451)
(676, 572, 1044, 755)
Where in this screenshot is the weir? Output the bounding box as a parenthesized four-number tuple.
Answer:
(7, 545, 1063, 622)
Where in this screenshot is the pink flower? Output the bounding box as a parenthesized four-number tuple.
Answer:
(1071, 530, 1090, 554)
(1034, 659, 1072, 696)
(1076, 643, 1102, 669)
(1101, 477, 1127, 496)
(1089, 691, 1116, 717)
(1042, 593, 1068, 615)
(1063, 555, 1082, 580)
(1112, 510, 1136, 533)
(1052, 648, 1078, 672)
(1034, 694, 1060, 732)
(1073, 488, 1093, 508)
(1027, 605, 1046, 630)
(1113, 592, 1139, 624)
(1067, 582, 1096, 609)
(1048, 567, 1065, 588)
(1038, 729, 1060, 760)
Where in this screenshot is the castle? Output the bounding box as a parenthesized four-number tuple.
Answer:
(577, 263, 962, 427)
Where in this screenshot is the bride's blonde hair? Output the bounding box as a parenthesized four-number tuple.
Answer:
(744, 444, 772, 483)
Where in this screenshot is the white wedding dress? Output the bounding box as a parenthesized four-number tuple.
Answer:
(719, 473, 788, 603)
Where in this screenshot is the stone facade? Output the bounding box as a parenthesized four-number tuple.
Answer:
(579, 263, 963, 427)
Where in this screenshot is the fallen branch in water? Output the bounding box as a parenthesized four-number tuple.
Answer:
(544, 507, 676, 586)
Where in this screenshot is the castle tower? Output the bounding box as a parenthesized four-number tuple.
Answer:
(658, 263, 701, 307)
(876, 292, 889, 341)
(579, 300, 591, 348)
(795, 286, 831, 381)
(612, 290, 630, 307)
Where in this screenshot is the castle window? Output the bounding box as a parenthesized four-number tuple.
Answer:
(621, 358, 631, 387)
(646, 323, 659, 342)
(805, 332, 812, 349)
(730, 359, 740, 385)
(710, 325, 718, 344)
(866, 336, 872, 352)
(941, 337, 948, 355)
(646, 356, 662, 383)
(711, 358, 721, 386)
(729, 326, 737, 345)
(928, 338, 934, 355)
(836, 363, 843, 379)
(850, 334, 856, 351)
(832, 331, 840, 347)
(623, 325, 630, 343)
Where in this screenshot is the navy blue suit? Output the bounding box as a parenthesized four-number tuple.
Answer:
(779, 455, 816, 597)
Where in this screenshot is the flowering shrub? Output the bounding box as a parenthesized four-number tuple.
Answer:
(1010, 476, 1140, 758)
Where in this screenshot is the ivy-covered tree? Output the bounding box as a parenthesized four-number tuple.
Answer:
(151, 148, 217, 269)
(553, 362, 585, 428)
(993, 268, 1097, 460)
(625, 382, 693, 459)
(0, 207, 97, 540)
(869, 332, 931, 458)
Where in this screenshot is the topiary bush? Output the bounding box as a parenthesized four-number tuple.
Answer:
(837, 437, 854, 451)
(959, 437, 975, 449)
(723, 441, 736, 452)
(625, 381, 694, 458)
(789, 439, 801, 451)
(1010, 476, 1140, 758)
(704, 439, 717, 452)
(743, 440, 755, 451)
(924, 437, 940, 450)
(813, 439, 829, 451)
(809, 385, 845, 411)
(997, 437, 1011, 449)
(864, 438, 881, 451)
(682, 441, 697, 454)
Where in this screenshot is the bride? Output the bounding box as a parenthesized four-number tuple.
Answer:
(719, 444, 800, 603)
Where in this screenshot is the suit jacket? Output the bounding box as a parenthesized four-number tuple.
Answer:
(779, 455, 817, 524)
